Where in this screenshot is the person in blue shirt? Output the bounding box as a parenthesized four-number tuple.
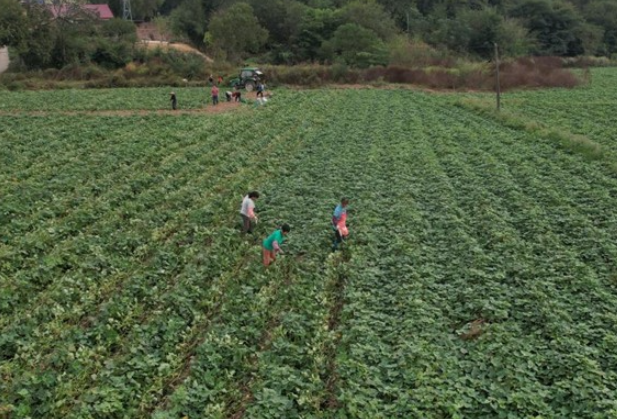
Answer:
(332, 197, 349, 251)
(256, 81, 265, 98)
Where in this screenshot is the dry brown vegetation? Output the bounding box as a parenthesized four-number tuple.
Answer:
(263, 56, 580, 91)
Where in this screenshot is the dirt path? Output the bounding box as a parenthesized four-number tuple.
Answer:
(137, 40, 214, 63)
(0, 47, 9, 74)
(0, 101, 244, 117)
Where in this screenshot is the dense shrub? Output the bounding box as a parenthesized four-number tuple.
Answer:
(499, 57, 579, 89)
(1, 50, 580, 91)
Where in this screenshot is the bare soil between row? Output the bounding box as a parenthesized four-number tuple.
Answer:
(0, 101, 244, 117)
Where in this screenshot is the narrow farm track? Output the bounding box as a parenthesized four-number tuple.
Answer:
(0, 87, 266, 112)
(0, 102, 242, 117)
(3, 80, 617, 418)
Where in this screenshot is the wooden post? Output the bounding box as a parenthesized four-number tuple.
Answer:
(494, 43, 501, 111)
(406, 11, 410, 36)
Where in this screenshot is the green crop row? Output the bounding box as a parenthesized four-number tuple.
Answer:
(2, 85, 617, 418)
(461, 67, 617, 156)
(0, 87, 218, 112)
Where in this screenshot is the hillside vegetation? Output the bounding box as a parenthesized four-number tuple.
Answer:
(1, 0, 616, 73)
(111, 0, 617, 64)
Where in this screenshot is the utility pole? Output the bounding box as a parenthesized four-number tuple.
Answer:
(122, 0, 133, 21)
(494, 42, 501, 111)
(406, 11, 410, 36)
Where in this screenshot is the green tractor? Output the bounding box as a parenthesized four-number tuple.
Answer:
(229, 67, 264, 92)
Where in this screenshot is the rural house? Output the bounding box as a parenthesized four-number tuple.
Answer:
(47, 4, 114, 20)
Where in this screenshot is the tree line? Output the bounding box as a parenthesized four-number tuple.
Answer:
(1, 0, 616, 71)
(148, 0, 617, 64)
(0, 0, 137, 69)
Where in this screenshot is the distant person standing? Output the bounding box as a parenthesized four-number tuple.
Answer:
(256, 81, 265, 98)
(211, 84, 219, 106)
(262, 224, 291, 267)
(170, 91, 177, 110)
(240, 191, 259, 234)
(332, 197, 349, 251)
(218, 75, 224, 85)
(208, 74, 214, 84)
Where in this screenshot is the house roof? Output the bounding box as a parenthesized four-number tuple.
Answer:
(49, 4, 114, 20)
(84, 4, 114, 19)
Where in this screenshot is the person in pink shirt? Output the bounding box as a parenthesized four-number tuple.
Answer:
(332, 197, 349, 251)
(211, 84, 219, 105)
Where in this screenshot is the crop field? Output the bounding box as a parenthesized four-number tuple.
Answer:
(464, 67, 617, 156)
(500, 68, 617, 149)
(2, 71, 617, 418)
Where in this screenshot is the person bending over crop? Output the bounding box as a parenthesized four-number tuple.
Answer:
(240, 191, 259, 234)
(332, 197, 349, 251)
(263, 224, 291, 267)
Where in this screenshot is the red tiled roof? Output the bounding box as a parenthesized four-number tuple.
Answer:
(83, 4, 114, 19)
(49, 4, 114, 20)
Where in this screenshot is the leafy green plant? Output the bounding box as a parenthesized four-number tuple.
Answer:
(2, 78, 617, 418)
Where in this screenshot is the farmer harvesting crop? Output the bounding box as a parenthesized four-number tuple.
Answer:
(332, 197, 349, 251)
(263, 224, 291, 267)
(240, 191, 259, 234)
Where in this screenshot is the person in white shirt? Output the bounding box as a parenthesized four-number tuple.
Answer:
(240, 191, 260, 234)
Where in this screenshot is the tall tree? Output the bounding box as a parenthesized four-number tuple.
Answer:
(290, 7, 341, 61)
(339, 0, 398, 40)
(321, 22, 388, 67)
(509, 0, 584, 56)
(583, 0, 617, 55)
(169, 0, 206, 45)
(11, 2, 57, 68)
(458, 8, 503, 58)
(248, 0, 304, 46)
(0, 0, 28, 47)
(205, 2, 268, 61)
